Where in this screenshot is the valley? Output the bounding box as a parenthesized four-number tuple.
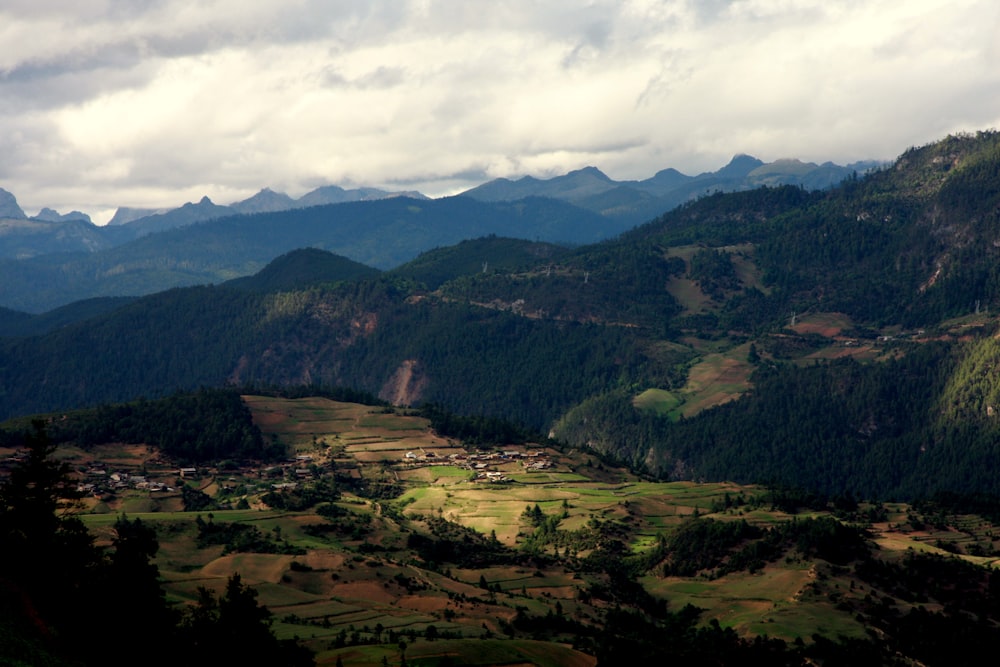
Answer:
(6, 394, 999, 665)
(5, 131, 1000, 665)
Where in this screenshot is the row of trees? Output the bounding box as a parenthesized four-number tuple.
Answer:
(38, 388, 274, 463)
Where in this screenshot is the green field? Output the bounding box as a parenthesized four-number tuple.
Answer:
(633, 387, 684, 418)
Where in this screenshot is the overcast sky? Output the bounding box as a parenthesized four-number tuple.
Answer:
(2, 0, 999, 223)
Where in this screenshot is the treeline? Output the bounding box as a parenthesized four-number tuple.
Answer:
(0, 285, 265, 418)
(606, 132, 1000, 328)
(320, 296, 657, 430)
(418, 402, 533, 445)
(245, 382, 388, 408)
(390, 235, 570, 290)
(655, 515, 870, 578)
(4, 388, 275, 464)
(439, 239, 684, 332)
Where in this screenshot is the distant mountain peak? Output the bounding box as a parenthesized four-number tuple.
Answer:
(567, 166, 612, 181)
(295, 185, 426, 208)
(714, 154, 765, 179)
(107, 206, 170, 226)
(34, 207, 92, 224)
(34, 207, 62, 222)
(230, 188, 296, 215)
(0, 188, 26, 219)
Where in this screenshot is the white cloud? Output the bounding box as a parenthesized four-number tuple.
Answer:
(1, 0, 998, 221)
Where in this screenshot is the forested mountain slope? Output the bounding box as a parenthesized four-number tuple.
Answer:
(0, 276, 655, 431)
(0, 196, 610, 312)
(5, 132, 1000, 500)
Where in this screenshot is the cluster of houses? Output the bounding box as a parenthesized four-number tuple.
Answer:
(76, 467, 175, 496)
(2, 436, 560, 506)
(401, 447, 553, 482)
(261, 454, 320, 490)
(67, 451, 335, 500)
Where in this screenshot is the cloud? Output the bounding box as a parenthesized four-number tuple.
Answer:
(1, 0, 999, 220)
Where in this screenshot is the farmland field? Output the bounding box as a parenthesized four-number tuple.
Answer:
(44, 394, 1000, 664)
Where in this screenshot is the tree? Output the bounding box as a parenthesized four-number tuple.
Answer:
(100, 515, 177, 660)
(0, 421, 102, 662)
(0, 422, 310, 667)
(181, 573, 312, 666)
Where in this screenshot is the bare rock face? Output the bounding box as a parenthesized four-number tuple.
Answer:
(34, 207, 92, 223)
(380, 359, 428, 407)
(107, 207, 169, 225)
(0, 188, 26, 219)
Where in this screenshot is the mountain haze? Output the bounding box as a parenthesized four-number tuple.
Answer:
(0, 196, 609, 312)
(461, 154, 878, 226)
(0, 153, 875, 312)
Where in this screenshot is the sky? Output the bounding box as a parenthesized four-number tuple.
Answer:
(2, 0, 999, 224)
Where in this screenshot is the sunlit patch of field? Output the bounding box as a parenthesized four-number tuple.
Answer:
(633, 387, 684, 419)
(663, 244, 765, 315)
(728, 244, 767, 293)
(397, 465, 472, 484)
(665, 277, 713, 314)
(200, 553, 295, 583)
(642, 562, 849, 641)
(678, 352, 754, 417)
(243, 395, 441, 451)
(790, 312, 853, 337)
(507, 472, 591, 484)
(799, 344, 880, 362)
(329, 580, 397, 605)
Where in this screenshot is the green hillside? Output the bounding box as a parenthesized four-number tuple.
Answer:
(5, 132, 1000, 503)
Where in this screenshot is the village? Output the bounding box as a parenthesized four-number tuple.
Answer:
(400, 447, 554, 483)
(1, 433, 561, 513)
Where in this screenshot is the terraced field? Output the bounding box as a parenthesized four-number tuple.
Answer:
(63, 395, 1000, 665)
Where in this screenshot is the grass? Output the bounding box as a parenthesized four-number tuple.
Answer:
(633, 387, 684, 418)
(678, 352, 754, 417)
(315, 638, 597, 667)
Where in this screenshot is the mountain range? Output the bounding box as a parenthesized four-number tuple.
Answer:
(3, 130, 1000, 502)
(463, 154, 877, 225)
(0, 154, 874, 312)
